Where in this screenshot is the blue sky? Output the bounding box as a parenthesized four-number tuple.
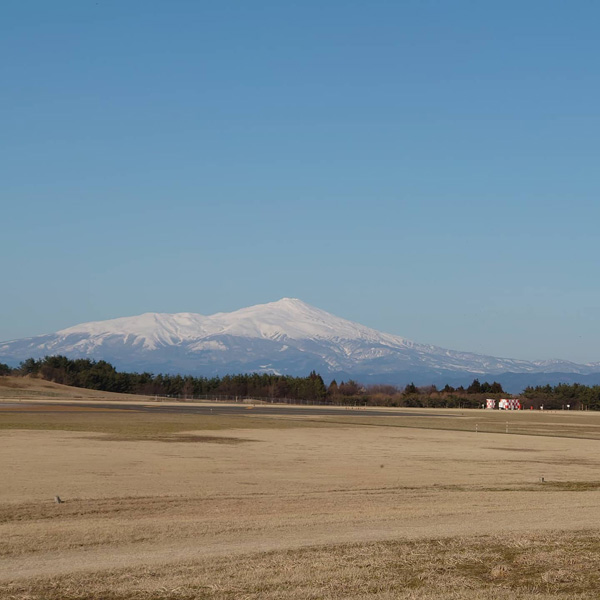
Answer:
(2, 1, 599, 363)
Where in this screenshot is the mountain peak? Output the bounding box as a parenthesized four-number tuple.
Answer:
(1, 299, 598, 387)
(207, 297, 377, 342)
(262, 297, 313, 311)
(274, 297, 306, 305)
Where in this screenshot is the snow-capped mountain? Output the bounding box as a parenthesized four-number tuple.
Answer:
(1, 298, 599, 388)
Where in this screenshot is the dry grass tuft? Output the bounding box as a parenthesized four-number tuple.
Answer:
(540, 569, 577, 584)
(490, 564, 511, 579)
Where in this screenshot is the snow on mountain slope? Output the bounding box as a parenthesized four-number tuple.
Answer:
(56, 312, 215, 350)
(200, 298, 408, 344)
(39, 298, 407, 350)
(1, 298, 598, 384)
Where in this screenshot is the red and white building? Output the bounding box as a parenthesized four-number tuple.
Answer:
(486, 398, 521, 410)
(498, 398, 521, 410)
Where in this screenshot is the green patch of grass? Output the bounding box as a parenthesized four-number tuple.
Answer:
(437, 482, 600, 493)
(0, 389, 66, 398)
(0, 410, 336, 437)
(474, 481, 600, 493)
(96, 433, 255, 444)
(536, 481, 600, 492)
(316, 413, 600, 440)
(5, 403, 600, 441)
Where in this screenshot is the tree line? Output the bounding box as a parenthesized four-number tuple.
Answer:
(0, 356, 501, 407)
(1, 356, 599, 409)
(8, 356, 329, 401)
(521, 383, 600, 410)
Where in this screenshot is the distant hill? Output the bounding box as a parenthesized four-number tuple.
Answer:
(0, 376, 150, 401)
(2, 298, 599, 392)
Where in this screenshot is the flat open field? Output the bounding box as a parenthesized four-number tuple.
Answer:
(2, 380, 600, 598)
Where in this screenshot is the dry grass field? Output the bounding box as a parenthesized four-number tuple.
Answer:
(2, 378, 600, 598)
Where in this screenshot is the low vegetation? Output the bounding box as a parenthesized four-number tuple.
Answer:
(3, 531, 600, 599)
(0, 407, 333, 439)
(3, 384, 600, 599)
(3, 355, 592, 410)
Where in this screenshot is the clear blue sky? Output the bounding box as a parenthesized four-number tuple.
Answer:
(2, 1, 599, 363)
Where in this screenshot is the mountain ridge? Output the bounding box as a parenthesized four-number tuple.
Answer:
(1, 298, 599, 390)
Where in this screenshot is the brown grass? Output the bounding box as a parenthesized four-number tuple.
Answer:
(0, 376, 154, 401)
(0, 408, 331, 439)
(2, 531, 600, 599)
(3, 384, 600, 598)
(315, 410, 600, 440)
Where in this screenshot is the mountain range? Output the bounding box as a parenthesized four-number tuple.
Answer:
(2, 298, 599, 391)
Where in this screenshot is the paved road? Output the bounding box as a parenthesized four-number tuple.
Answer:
(0, 401, 456, 418)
